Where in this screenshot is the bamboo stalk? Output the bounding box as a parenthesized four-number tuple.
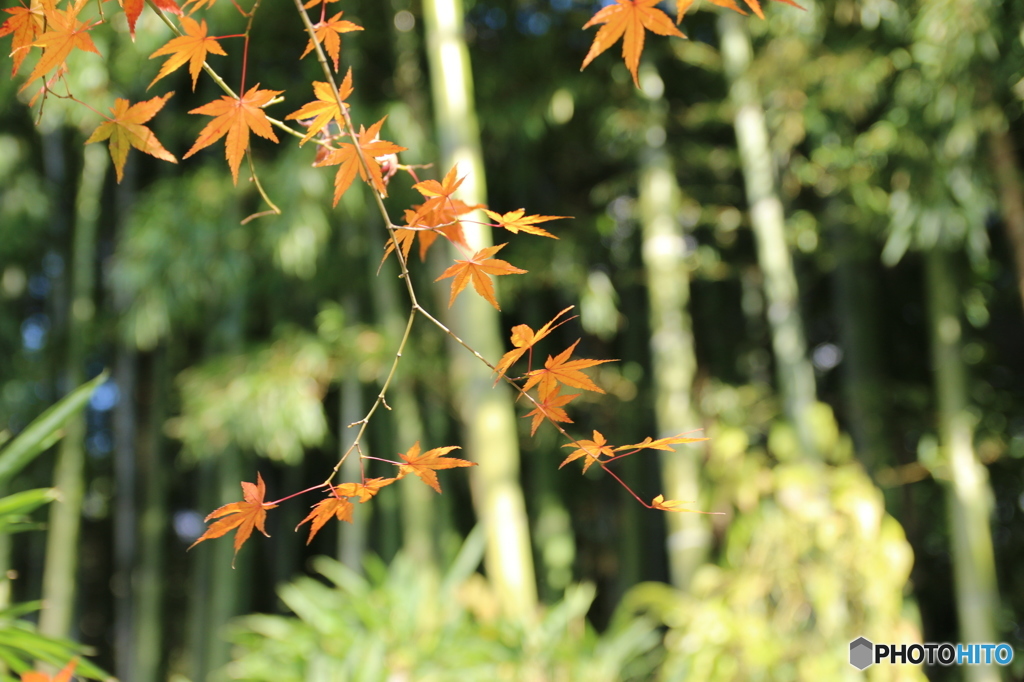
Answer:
(422, 0, 537, 617)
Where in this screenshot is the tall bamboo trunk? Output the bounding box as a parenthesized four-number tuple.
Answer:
(134, 348, 170, 682)
(988, 129, 1024, 314)
(924, 248, 1000, 682)
(189, 299, 247, 680)
(422, 0, 537, 617)
(40, 143, 108, 639)
(112, 343, 137, 680)
(718, 13, 818, 458)
(637, 107, 709, 589)
(830, 214, 889, 471)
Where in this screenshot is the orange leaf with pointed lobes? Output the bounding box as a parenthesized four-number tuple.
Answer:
(189, 473, 277, 564)
(124, 0, 180, 39)
(286, 70, 353, 146)
(183, 85, 281, 184)
(560, 430, 616, 473)
(726, 0, 802, 20)
(21, 0, 99, 92)
(400, 196, 478, 258)
(397, 442, 475, 494)
(413, 165, 465, 212)
(86, 93, 177, 182)
(334, 476, 397, 503)
(300, 11, 362, 71)
(314, 116, 406, 204)
(148, 16, 225, 90)
(523, 384, 578, 436)
(1, 0, 45, 77)
(297, 494, 353, 544)
(522, 339, 615, 396)
(435, 243, 526, 310)
(581, 0, 685, 87)
(678, 0, 801, 21)
(651, 494, 723, 514)
(617, 433, 708, 451)
(495, 306, 575, 379)
(483, 209, 568, 239)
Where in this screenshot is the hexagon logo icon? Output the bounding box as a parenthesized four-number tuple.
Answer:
(850, 637, 874, 670)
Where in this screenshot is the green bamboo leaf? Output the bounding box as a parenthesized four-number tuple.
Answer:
(0, 489, 58, 521)
(0, 372, 108, 487)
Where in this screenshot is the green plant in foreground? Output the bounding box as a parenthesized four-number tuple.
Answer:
(0, 375, 110, 681)
(226, 528, 660, 682)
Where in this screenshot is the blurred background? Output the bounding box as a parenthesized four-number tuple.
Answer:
(1, 0, 1023, 679)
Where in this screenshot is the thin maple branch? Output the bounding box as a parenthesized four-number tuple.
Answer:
(241, 148, 281, 223)
(599, 463, 650, 507)
(147, 1, 320, 145)
(238, 0, 264, 93)
(288, 0, 694, 510)
(323, 308, 418, 484)
(360, 455, 404, 468)
(265, 482, 329, 506)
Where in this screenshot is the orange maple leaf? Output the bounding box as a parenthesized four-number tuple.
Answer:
(617, 433, 708, 451)
(397, 442, 476, 494)
(435, 243, 527, 310)
(523, 384, 578, 436)
(183, 84, 282, 184)
(396, 197, 480, 260)
(295, 477, 396, 544)
(1, 0, 44, 77)
(522, 339, 615, 396)
(85, 93, 177, 182)
(560, 430, 616, 473)
(412, 165, 464, 214)
(21, 658, 77, 682)
(148, 16, 225, 90)
(678, 0, 801, 21)
(650, 494, 696, 512)
(483, 209, 568, 239)
(297, 494, 353, 544)
(314, 116, 406, 204)
(494, 305, 575, 379)
(123, 0, 181, 40)
(650, 494, 721, 514)
(21, 0, 100, 92)
(580, 0, 685, 87)
(383, 196, 477, 266)
(285, 69, 353, 146)
(189, 472, 277, 563)
(300, 11, 362, 72)
(334, 476, 396, 502)
(388, 166, 481, 261)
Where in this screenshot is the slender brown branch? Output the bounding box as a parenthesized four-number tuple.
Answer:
(288, 0, 690, 507)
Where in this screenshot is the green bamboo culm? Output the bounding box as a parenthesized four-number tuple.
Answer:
(39, 143, 108, 640)
(637, 69, 709, 590)
(422, 0, 538, 619)
(924, 247, 1000, 682)
(718, 12, 820, 459)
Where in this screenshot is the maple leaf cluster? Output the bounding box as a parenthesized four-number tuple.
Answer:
(190, 443, 476, 555)
(579, 0, 801, 86)
(0, 0, 779, 566)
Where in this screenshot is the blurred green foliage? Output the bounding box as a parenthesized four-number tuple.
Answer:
(226, 547, 660, 682)
(166, 331, 337, 464)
